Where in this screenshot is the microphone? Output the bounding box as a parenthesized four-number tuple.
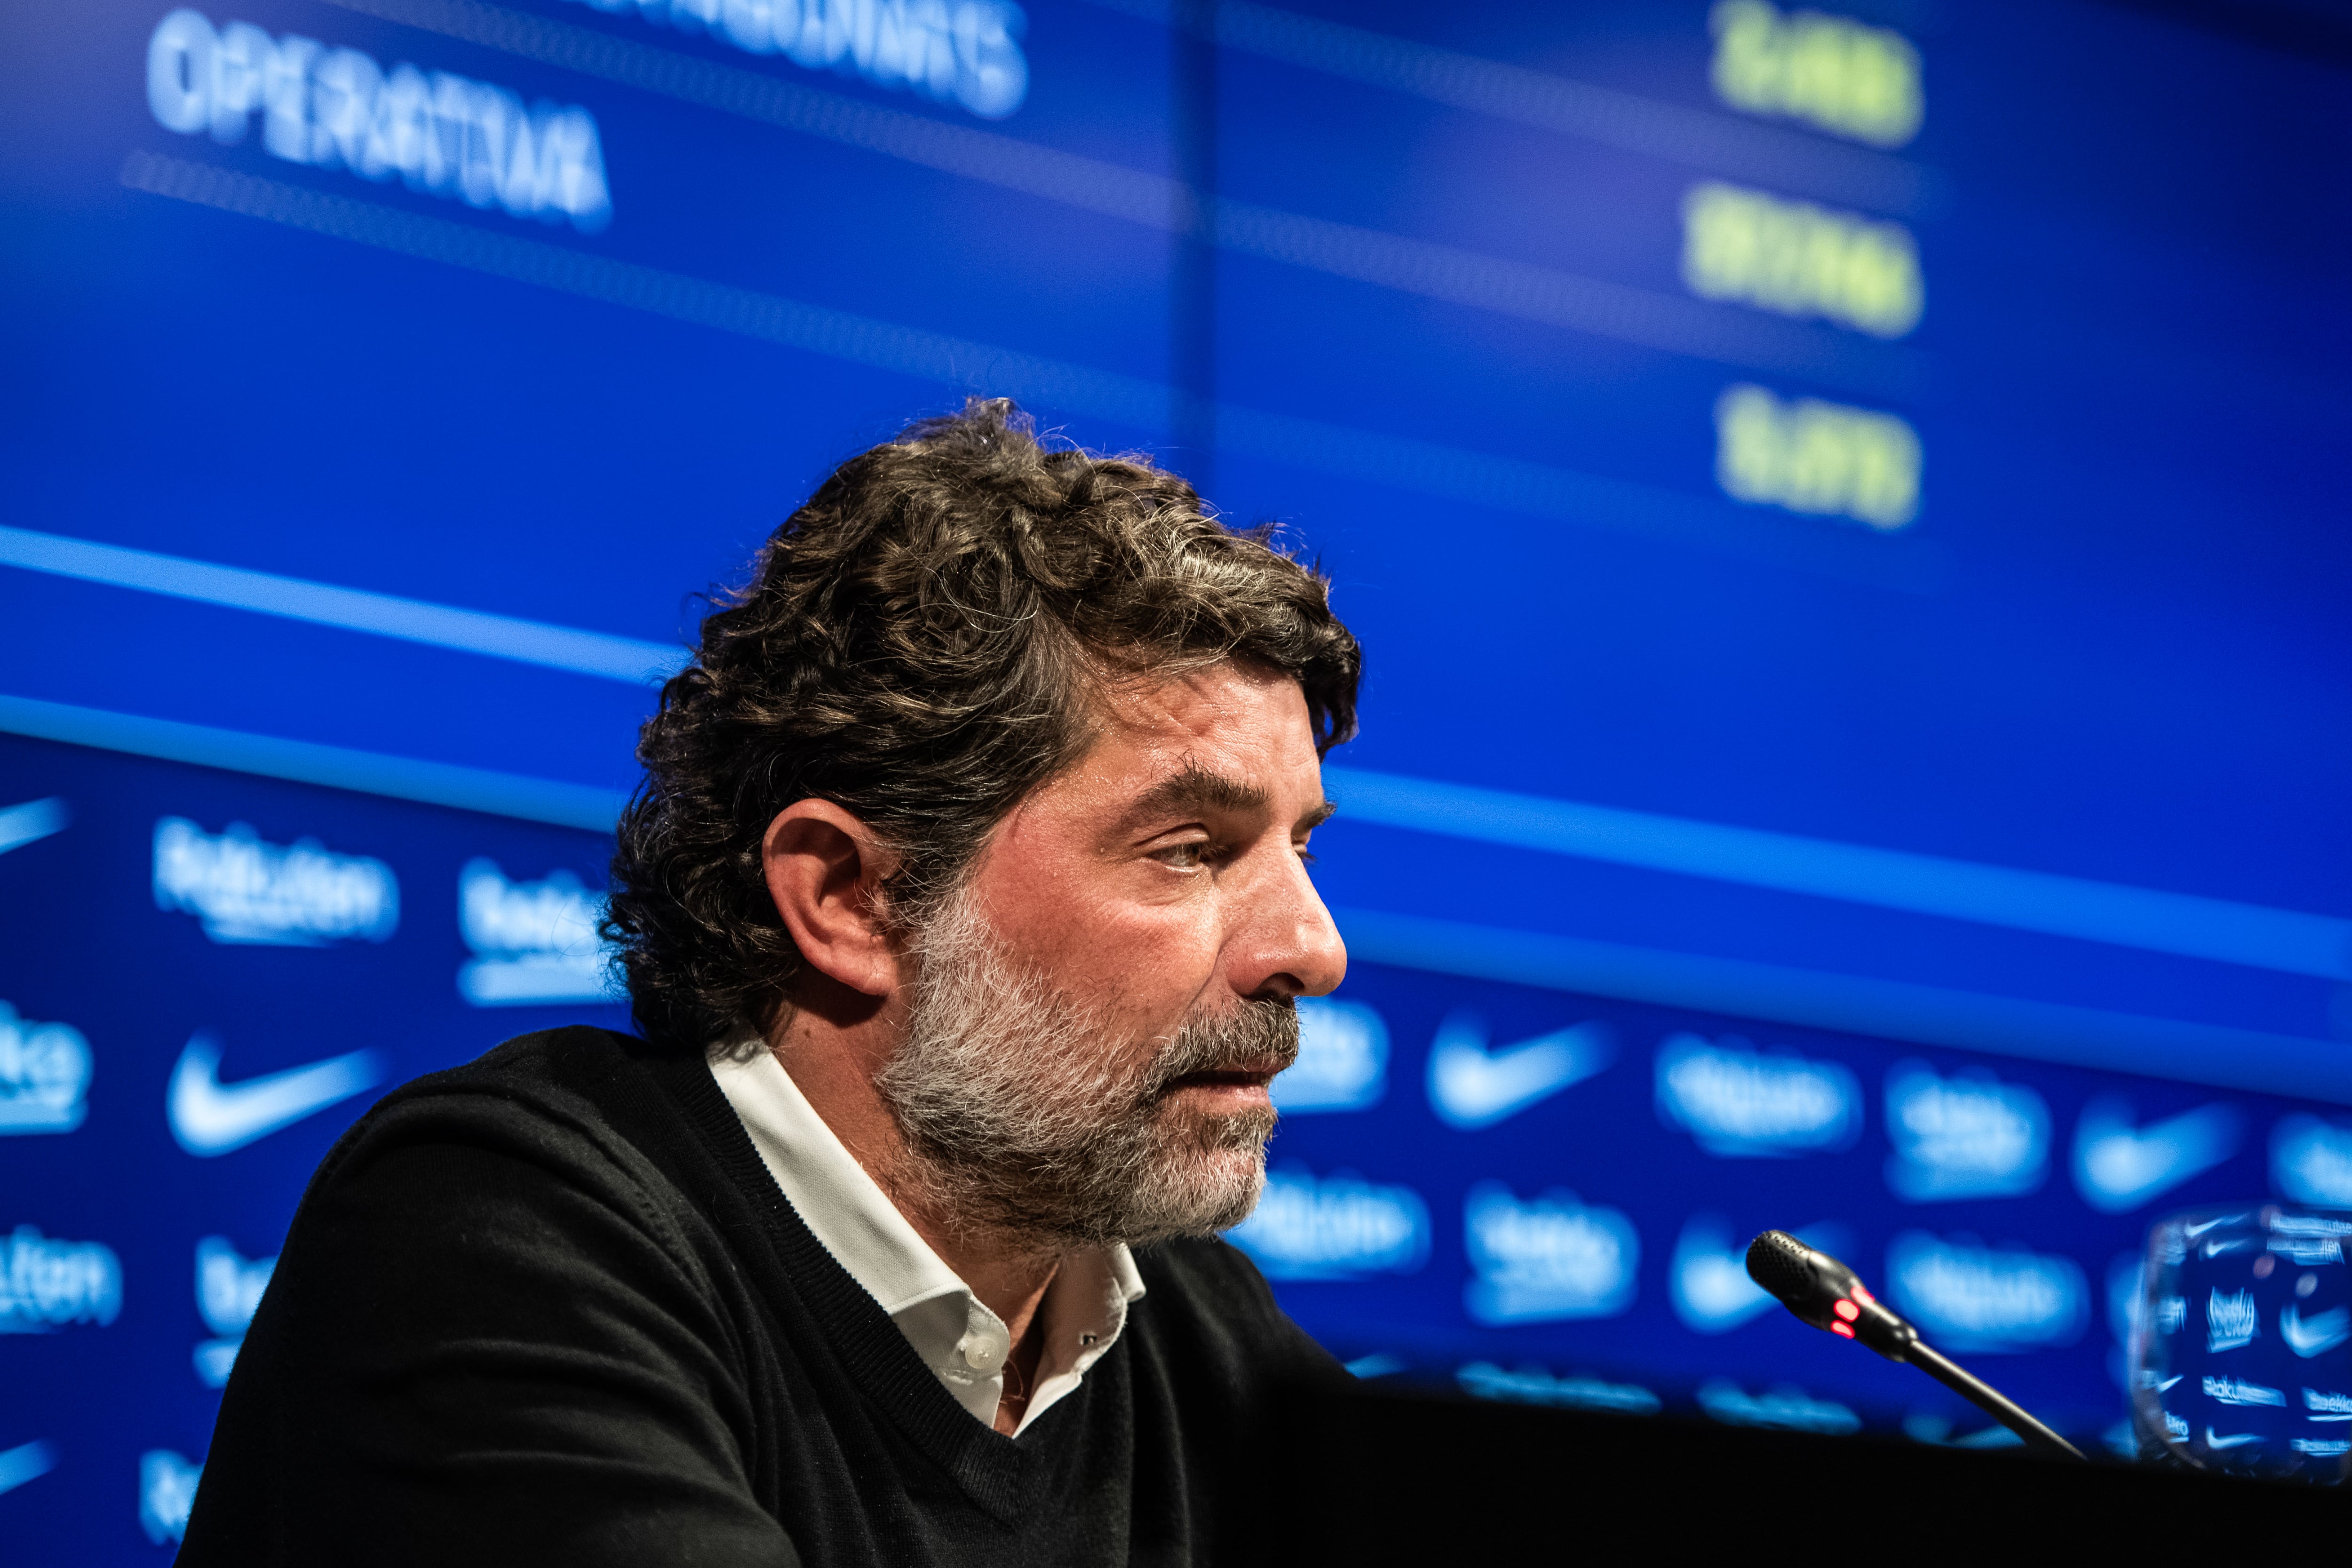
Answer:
(1745, 1230, 2085, 1461)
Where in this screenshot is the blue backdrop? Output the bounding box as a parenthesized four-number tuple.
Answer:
(5, 0, 2352, 1554)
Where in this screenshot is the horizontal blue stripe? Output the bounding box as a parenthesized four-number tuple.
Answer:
(0, 695, 625, 832)
(0, 524, 685, 686)
(1325, 767, 2352, 982)
(1332, 905, 2352, 1105)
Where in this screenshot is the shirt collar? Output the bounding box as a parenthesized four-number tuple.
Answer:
(707, 1034, 966, 1318)
(707, 1034, 1144, 1433)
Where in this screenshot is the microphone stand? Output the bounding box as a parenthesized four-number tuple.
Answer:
(1746, 1229, 2086, 1462)
(1900, 1340, 2083, 1460)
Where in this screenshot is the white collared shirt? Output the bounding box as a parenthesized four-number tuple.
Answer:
(708, 1043, 1146, 1436)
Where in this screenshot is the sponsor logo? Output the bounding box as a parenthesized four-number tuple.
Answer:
(2156, 1295, 2187, 1333)
(1425, 1013, 1613, 1131)
(0, 1440, 55, 1497)
(2303, 1388, 2352, 1420)
(139, 1450, 202, 1545)
(2292, 1437, 2352, 1457)
(1655, 1033, 1859, 1157)
(154, 817, 398, 946)
(458, 859, 617, 1006)
(1670, 1213, 1850, 1333)
(0, 1001, 91, 1134)
(2208, 1289, 2259, 1353)
(1696, 1380, 1860, 1434)
(2266, 1212, 2351, 1266)
(551, 0, 1031, 121)
(2070, 1096, 2241, 1213)
(2281, 1304, 2350, 1360)
(148, 11, 612, 230)
(1456, 1362, 1661, 1415)
(1462, 1183, 1638, 1324)
(0, 796, 69, 856)
(1885, 1232, 2086, 1352)
(1882, 1060, 2047, 1201)
(194, 1236, 276, 1388)
(0, 1226, 122, 1332)
(1226, 1166, 1428, 1281)
(2272, 1116, 2352, 1207)
(2203, 1427, 2264, 1450)
(167, 1034, 382, 1156)
(2202, 1376, 2285, 1407)
(1270, 998, 1387, 1113)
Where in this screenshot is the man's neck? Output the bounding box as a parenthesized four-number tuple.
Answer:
(763, 993, 1063, 1374)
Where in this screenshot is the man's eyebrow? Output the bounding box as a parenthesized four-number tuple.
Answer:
(1117, 762, 1338, 839)
(1122, 760, 1269, 829)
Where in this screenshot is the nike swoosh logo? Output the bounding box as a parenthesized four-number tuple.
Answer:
(2282, 1305, 2352, 1359)
(1426, 1014, 1614, 1131)
(2204, 1428, 2264, 1450)
(167, 1034, 382, 1156)
(2071, 1096, 2242, 1212)
(0, 797, 68, 857)
(0, 1441, 54, 1497)
(2155, 1375, 2183, 1392)
(2183, 1215, 2245, 1239)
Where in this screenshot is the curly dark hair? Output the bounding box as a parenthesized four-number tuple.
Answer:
(604, 398, 1363, 1050)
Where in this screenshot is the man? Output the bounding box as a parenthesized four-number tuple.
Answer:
(179, 399, 1364, 1565)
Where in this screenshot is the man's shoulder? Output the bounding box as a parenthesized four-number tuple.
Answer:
(1125, 1235, 1349, 1386)
(313, 1025, 722, 1199)
(401, 1022, 663, 1097)
(1128, 1235, 1276, 1306)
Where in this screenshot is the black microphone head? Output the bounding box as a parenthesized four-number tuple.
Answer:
(1746, 1229, 1869, 1331)
(1746, 1229, 1912, 1359)
(1746, 1229, 1817, 1307)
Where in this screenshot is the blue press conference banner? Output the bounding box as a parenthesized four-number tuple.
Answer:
(11, 721, 2352, 1558)
(6, 0, 2352, 1555)
(0, 734, 631, 1559)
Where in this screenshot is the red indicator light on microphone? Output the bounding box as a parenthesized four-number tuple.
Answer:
(1834, 1299, 1859, 1323)
(1831, 1321, 1855, 1338)
(1851, 1286, 1875, 1305)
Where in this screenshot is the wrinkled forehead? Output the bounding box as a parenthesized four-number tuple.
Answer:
(988, 661, 1329, 847)
(1081, 663, 1323, 791)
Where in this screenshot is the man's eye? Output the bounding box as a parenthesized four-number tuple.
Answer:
(1152, 841, 1209, 871)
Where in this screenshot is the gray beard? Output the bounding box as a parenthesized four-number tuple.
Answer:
(873, 890, 1299, 1252)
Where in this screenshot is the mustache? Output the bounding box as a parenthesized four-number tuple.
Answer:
(1140, 998, 1300, 1099)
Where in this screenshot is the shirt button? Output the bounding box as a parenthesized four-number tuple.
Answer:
(965, 1338, 1002, 1371)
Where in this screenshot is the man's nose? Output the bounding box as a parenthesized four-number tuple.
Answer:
(1231, 849, 1348, 1001)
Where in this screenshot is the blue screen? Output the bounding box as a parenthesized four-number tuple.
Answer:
(6, 0, 2352, 1553)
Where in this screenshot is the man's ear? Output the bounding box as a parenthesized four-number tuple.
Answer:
(761, 800, 904, 999)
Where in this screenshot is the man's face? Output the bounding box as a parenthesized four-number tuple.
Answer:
(875, 659, 1347, 1247)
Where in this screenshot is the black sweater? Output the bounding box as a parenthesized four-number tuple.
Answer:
(178, 1026, 1345, 1566)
